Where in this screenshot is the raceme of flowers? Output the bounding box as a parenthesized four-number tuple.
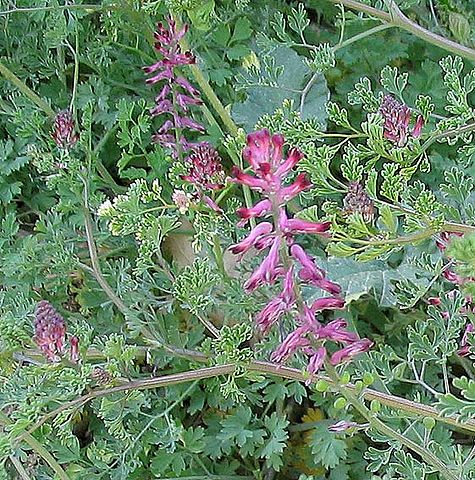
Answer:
(230, 129, 373, 382)
(144, 17, 204, 157)
(379, 94, 424, 147)
(51, 110, 79, 149)
(34, 300, 79, 363)
(180, 142, 225, 212)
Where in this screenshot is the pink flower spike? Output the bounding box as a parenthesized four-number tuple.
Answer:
(311, 297, 345, 311)
(427, 297, 441, 305)
(279, 174, 311, 202)
(306, 346, 327, 385)
(458, 323, 474, 357)
(34, 301, 67, 362)
(237, 199, 272, 226)
(274, 147, 304, 178)
(229, 222, 273, 255)
(231, 166, 268, 190)
(244, 236, 281, 291)
(330, 339, 373, 365)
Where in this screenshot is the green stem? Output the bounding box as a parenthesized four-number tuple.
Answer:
(0, 412, 70, 480)
(0, 60, 55, 117)
(81, 178, 130, 315)
(325, 362, 459, 480)
(320, 0, 475, 61)
(335, 23, 395, 50)
(212, 234, 227, 278)
(15, 356, 475, 445)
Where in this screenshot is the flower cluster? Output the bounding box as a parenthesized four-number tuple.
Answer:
(144, 17, 204, 156)
(230, 129, 372, 381)
(51, 110, 79, 149)
(379, 95, 424, 147)
(180, 142, 225, 212)
(343, 181, 374, 223)
(34, 300, 79, 363)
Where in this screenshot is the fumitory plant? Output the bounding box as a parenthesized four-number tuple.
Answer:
(0, 1, 475, 480)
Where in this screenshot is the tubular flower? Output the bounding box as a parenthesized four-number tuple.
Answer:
(458, 323, 474, 357)
(52, 110, 79, 149)
(144, 17, 203, 156)
(379, 94, 424, 147)
(230, 129, 372, 378)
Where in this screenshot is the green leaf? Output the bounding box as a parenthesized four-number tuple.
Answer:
(258, 413, 289, 471)
(309, 421, 347, 469)
(321, 258, 419, 307)
(232, 46, 328, 130)
(230, 17, 252, 43)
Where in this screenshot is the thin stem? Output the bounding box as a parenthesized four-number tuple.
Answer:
(81, 178, 129, 315)
(0, 60, 55, 117)
(299, 72, 319, 116)
(320, 0, 475, 61)
(325, 362, 459, 480)
(15, 358, 475, 444)
(9, 456, 30, 480)
(334, 23, 395, 51)
(0, 413, 70, 480)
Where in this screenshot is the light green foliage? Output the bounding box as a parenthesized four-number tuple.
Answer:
(173, 258, 219, 315)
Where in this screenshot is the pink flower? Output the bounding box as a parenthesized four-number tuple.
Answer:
(317, 319, 359, 343)
(229, 222, 273, 255)
(313, 278, 342, 296)
(412, 114, 424, 138)
(230, 166, 268, 191)
(306, 346, 327, 384)
(328, 420, 359, 432)
(279, 209, 331, 236)
(330, 339, 373, 365)
(458, 323, 474, 357)
(271, 325, 310, 363)
(279, 174, 311, 202)
(181, 143, 225, 191)
(274, 148, 304, 178)
(70, 336, 80, 363)
(242, 129, 284, 172)
(52, 110, 79, 149)
(256, 268, 295, 334)
(291, 244, 325, 281)
(237, 199, 272, 226)
(311, 297, 345, 312)
(34, 301, 66, 362)
(244, 236, 281, 291)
